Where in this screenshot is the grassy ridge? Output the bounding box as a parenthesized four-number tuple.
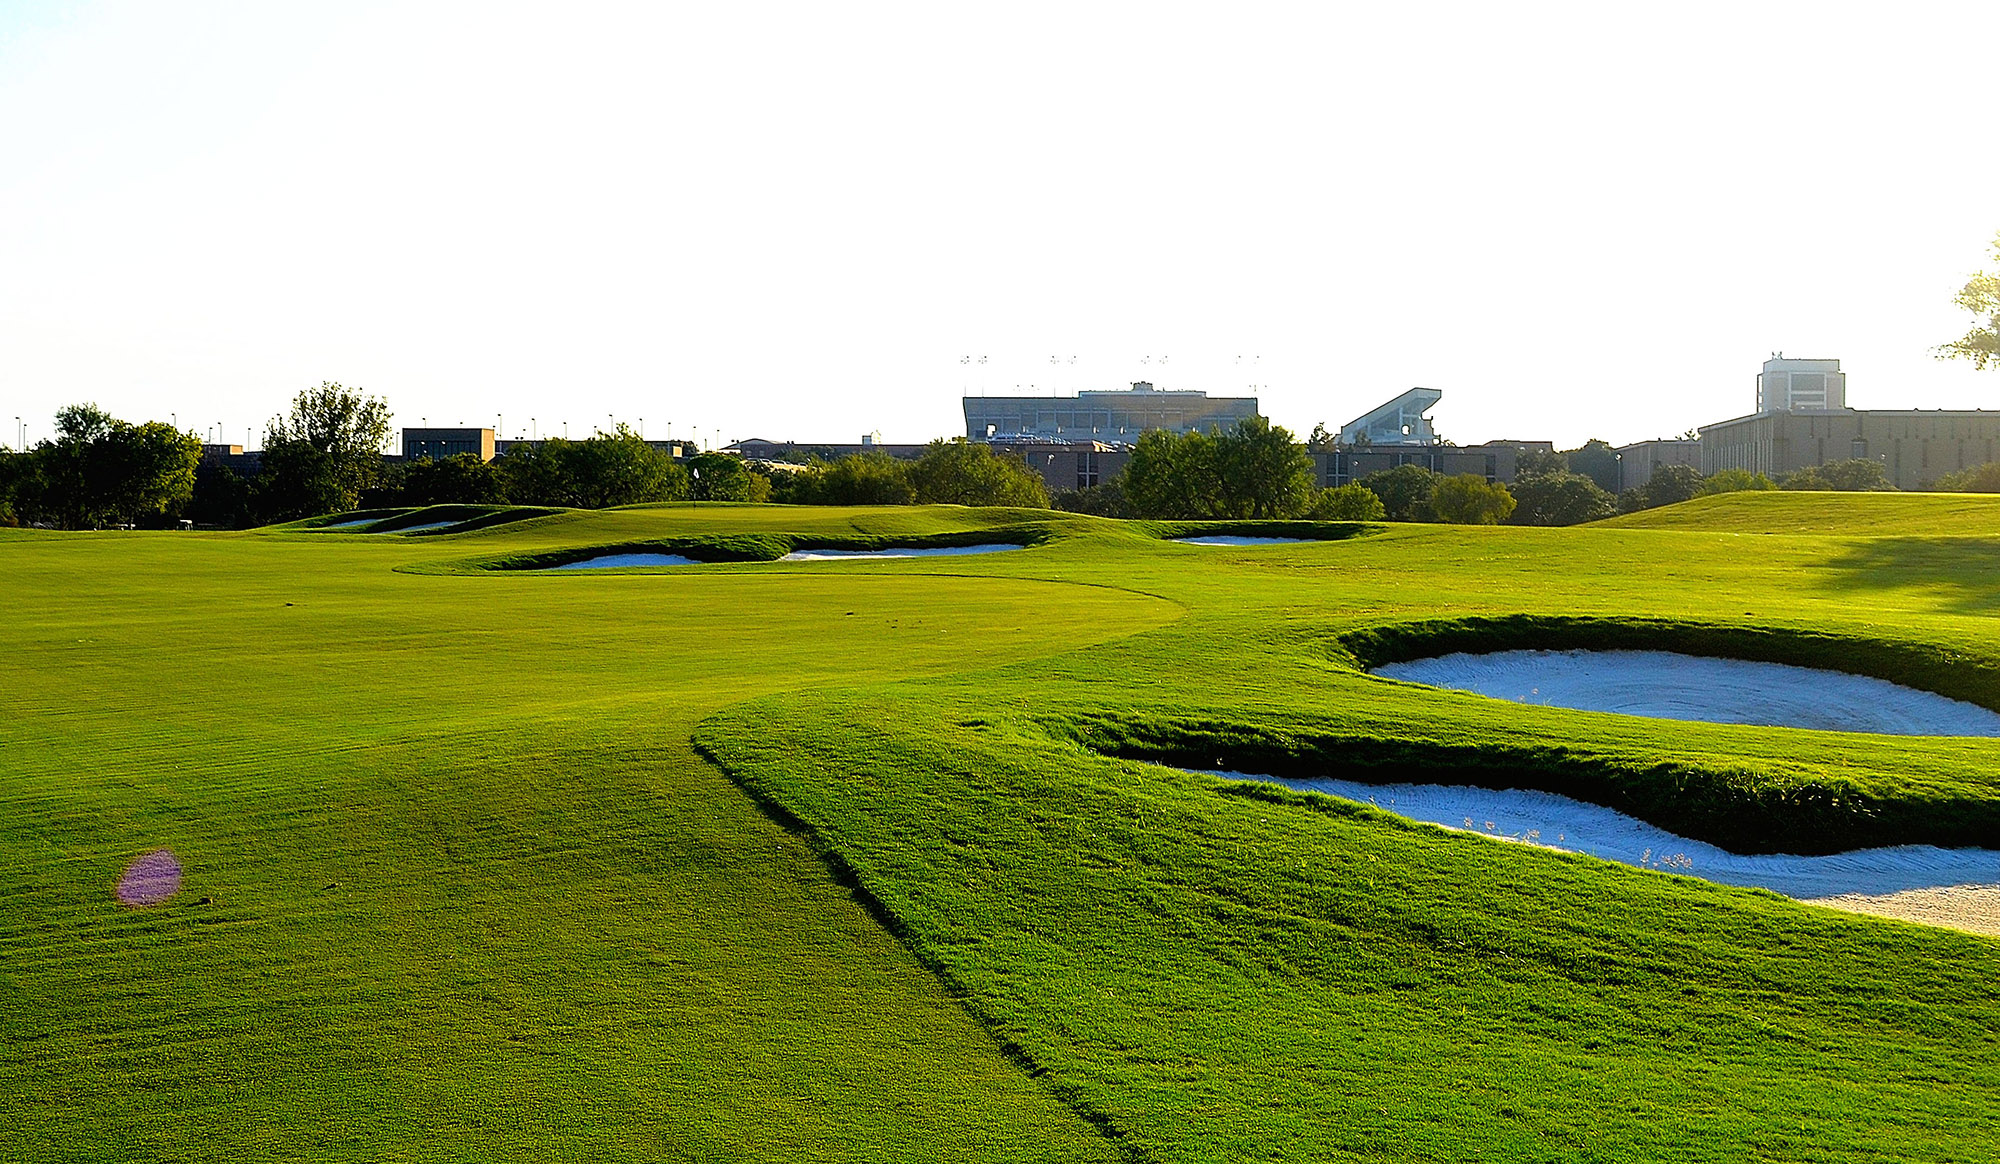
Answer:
(698, 688, 2000, 1162)
(1592, 490, 2000, 533)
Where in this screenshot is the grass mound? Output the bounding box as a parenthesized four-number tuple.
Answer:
(1051, 709, 2000, 854)
(1592, 490, 2000, 534)
(1146, 518, 1376, 542)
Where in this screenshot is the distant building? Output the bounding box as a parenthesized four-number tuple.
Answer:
(402, 427, 495, 462)
(1615, 439, 1701, 492)
(1318, 388, 1547, 485)
(1757, 355, 1846, 413)
(722, 438, 929, 462)
(988, 439, 1127, 492)
(963, 381, 1258, 441)
(1317, 441, 1549, 488)
(1337, 388, 1442, 446)
(1700, 409, 2000, 489)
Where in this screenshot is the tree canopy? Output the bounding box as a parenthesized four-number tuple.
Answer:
(908, 439, 1049, 508)
(1935, 462, 2000, 492)
(1428, 474, 1516, 525)
(1938, 231, 2000, 370)
(1357, 464, 1442, 522)
(260, 383, 393, 518)
(5, 404, 199, 528)
(1781, 459, 1895, 492)
(1563, 439, 1622, 493)
(1507, 469, 1614, 526)
(1119, 418, 1315, 520)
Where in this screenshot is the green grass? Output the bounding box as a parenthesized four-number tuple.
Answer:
(1592, 489, 2000, 534)
(6, 496, 2000, 1161)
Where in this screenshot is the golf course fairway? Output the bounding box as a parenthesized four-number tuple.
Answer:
(5, 494, 1999, 1162)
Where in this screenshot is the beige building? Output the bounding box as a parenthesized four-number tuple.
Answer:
(965, 382, 1258, 441)
(1699, 410, 2000, 489)
(402, 427, 496, 461)
(1615, 439, 1700, 492)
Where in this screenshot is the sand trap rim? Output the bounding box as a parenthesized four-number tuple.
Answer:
(455, 525, 1058, 574)
(1049, 708, 2000, 856)
(1144, 518, 1378, 545)
(1333, 614, 2000, 714)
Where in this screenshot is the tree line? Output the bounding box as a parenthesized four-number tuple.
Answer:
(7, 383, 1997, 531)
(0, 383, 1052, 529)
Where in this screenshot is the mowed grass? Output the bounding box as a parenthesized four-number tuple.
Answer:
(1592, 489, 2000, 534)
(0, 508, 1174, 1162)
(7, 495, 2000, 1161)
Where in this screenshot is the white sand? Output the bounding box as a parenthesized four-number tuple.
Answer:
(1175, 535, 1311, 546)
(319, 518, 379, 530)
(551, 552, 704, 569)
(394, 520, 462, 534)
(1377, 649, 2000, 737)
(1212, 770, 2000, 935)
(777, 544, 1020, 561)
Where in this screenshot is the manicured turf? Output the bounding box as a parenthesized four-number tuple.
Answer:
(1592, 489, 2000, 534)
(5, 496, 2000, 1161)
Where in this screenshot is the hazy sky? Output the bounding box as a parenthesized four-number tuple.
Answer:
(4, 1, 1997, 452)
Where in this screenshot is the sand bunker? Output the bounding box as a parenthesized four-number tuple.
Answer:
(1175, 535, 1310, 546)
(1377, 649, 2000, 737)
(551, 553, 704, 569)
(320, 518, 379, 530)
(777, 544, 1021, 561)
(394, 520, 462, 535)
(1214, 771, 2000, 936)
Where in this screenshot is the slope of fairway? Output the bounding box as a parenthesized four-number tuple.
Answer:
(1592, 489, 2000, 534)
(10, 508, 2000, 1161)
(697, 519, 2000, 1163)
(0, 512, 1177, 1162)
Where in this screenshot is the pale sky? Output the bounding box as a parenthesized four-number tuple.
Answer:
(3, 0, 1997, 452)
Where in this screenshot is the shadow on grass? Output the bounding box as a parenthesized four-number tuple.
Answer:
(1816, 537, 2000, 615)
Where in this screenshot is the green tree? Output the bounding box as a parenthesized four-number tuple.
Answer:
(1699, 467, 1776, 495)
(1937, 231, 2000, 370)
(688, 453, 772, 503)
(97, 420, 200, 523)
(1050, 480, 1129, 517)
(908, 439, 1050, 508)
(1934, 462, 2000, 492)
(1306, 422, 1338, 453)
(1507, 470, 1615, 526)
(1429, 474, 1516, 524)
(1120, 428, 1220, 518)
(260, 383, 393, 518)
(1781, 459, 1895, 492)
(16, 405, 199, 528)
(401, 453, 503, 505)
(189, 458, 258, 528)
(556, 427, 690, 508)
(789, 453, 915, 505)
(1213, 416, 1315, 519)
(1308, 483, 1386, 521)
(1516, 447, 1566, 478)
(1563, 439, 1622, 493)
(1118, 419, 1313, 519)
(1358, 463, 1443, 522)
(1642, 463, 1705, 508)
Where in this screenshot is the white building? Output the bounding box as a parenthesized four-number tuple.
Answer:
(1756, 355, 1846, 413)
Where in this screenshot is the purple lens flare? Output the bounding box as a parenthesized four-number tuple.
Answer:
(116, 849, 182, 906)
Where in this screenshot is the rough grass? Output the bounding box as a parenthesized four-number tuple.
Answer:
(8, 496, 2000, 1161)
